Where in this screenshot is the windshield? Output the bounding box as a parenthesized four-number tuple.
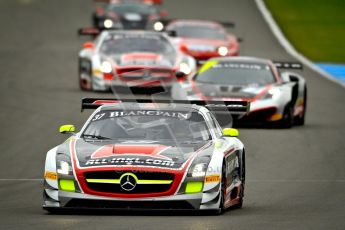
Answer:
(108, 3, 156, 15)
(196, 62, 276, 86)
(173, 25, 226, 40)
(100, 34, 176, 56)
(82, 110, 211, 143)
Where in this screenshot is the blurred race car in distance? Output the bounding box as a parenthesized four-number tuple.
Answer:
(43, 98, 248, 213)
(92, 2, 168, 31)
(166, 20, 240, 65)
(78, 30, 196, 92)
(172, 57, 307, 128)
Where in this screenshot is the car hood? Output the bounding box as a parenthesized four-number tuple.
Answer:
(70, 139, 214, 170)
(183, 38, 228, 46)
(192, 82, 270, 100)
(107, 52, 176, 68)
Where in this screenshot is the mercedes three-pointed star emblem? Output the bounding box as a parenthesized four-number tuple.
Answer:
(120, 173, 137, 191)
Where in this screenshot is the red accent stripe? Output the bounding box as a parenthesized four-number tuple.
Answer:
(92, 100, 121, 105)
(224, 147, 235, 158)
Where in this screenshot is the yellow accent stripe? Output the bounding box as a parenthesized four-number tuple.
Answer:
(86, 179, 121, 184)
(86, 179, 173, 185)
(136, 180, 173, 185)
(199, 60, 218, 74)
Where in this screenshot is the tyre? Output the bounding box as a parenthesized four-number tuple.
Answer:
(232, 150, 245, 209)
(78, 59, 93, 91)
(216, 162, 227, 215)
(278, 103, 294, 128)
(294, 87, 307, 126)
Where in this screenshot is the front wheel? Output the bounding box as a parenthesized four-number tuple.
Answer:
(294, 87, 307, 126)
(216, 162, 227, 215)
(232, 150, 245, 209)
(79, 58, 93, 91)
(278, 103, 294, 128)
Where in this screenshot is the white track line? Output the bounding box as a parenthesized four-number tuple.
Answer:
(255, 0, 345, 88)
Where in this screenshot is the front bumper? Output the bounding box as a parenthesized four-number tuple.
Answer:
(92, 75, 174, 93)
(43, 190, 207, 210)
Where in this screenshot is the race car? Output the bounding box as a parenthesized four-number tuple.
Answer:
(78, 30, 196, 92)
(172, 57, 307, 128)
(43, 98, 249, 213)
(92, 2, 168, 31)
(166, 20, 240, 65)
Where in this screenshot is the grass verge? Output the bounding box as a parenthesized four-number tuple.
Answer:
(264, 0, 345, 63)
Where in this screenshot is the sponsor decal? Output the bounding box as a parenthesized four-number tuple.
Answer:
(90, 144, 171, 159)
(44, 171, 57, 180)
(205, 174, 220, 183)
(213, 63, 270, 71)
(85, 157, 175, 168)
(90, 110, 190, 123)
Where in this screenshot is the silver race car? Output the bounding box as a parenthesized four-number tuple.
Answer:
(78, 30, 196, 93)
(172, 57, 307, 128)
(43, 98, 249, 213)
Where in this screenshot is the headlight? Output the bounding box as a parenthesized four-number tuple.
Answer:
(191, 163, 208, 177)
(218, 46, 228, 56)
(179, 62, 192, 75)
(57, 161, 71, 175)
(104, 19, 113, 28)
(153, 21, 164, 31)
(101, 61, 112, 73)
(262, 88, 281, 100)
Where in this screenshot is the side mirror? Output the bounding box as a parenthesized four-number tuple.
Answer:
(222, 128, 239, 137)
(280, 72, 290, 83)
(160, 10, 168, 18)
(59, 125, 76, 134)
(83, 42, 94, 49)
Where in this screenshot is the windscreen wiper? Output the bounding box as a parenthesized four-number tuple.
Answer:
(82, 134, 112, 140)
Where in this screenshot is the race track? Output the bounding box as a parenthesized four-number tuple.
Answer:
(0, 0, 344, 229)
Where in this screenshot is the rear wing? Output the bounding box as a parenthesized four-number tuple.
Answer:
(81, 98, 250, 114)
(273, 61, 303, 70)
(218, 21, 235, 28)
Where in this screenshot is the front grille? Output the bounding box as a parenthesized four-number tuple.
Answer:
(84, 171, 175, 194)
(118, 69, 174, 82)
(66, 199, 195, 210)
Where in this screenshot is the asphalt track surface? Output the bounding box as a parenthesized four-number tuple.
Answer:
(0, 0, 344, 229)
